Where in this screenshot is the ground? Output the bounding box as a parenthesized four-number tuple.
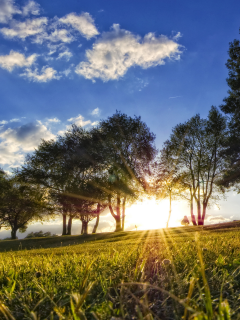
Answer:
(0, 222, 240, 319)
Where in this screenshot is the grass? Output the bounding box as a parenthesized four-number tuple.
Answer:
(0, 225, 240, 319)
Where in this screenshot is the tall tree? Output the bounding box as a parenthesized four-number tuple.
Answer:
(153, 149, 191, 227)
(219, 31, 240, 189)
(159, 107, 227, 225)
(0, 175, 51, 239)
(20, 127, 94, 235)
(92, 111, 157, 231)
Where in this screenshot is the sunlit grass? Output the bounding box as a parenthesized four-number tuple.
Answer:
(0, 227, 239, 319)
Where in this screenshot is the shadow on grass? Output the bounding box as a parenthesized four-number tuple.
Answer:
(0, 221, 240, 252)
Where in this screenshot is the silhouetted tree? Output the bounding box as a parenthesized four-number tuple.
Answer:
(92, 111, 157, 231)
(219, 31, 240, 190)
(153, 146, 189, 227)
(160, 107, 227, 225)
(20, 127, 97, 235)
(0, 174, 51, 239)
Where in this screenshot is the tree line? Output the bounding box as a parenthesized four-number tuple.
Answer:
(1, 31, 240, 239)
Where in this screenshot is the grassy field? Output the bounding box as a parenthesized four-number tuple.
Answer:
(0, 224, 240, 319)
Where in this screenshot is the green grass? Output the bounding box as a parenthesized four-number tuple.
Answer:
(0, 226, 240, 319)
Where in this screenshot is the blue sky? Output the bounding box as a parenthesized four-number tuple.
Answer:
(0, 0, 240, 237)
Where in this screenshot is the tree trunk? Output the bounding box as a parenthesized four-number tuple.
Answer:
(115, 215, 122, 232)
(81, 221, 83, 234)
(81, 221, 88, 234)
(190, 196, 197, 226)
(122, 196, 126, 231)
(62, 209, 67, 235)
(197, 182, 202, 225)
(92, 215, 99, 234)
(92, 203, 100, 234)
(11, 227, 17, 240)
(67, 216, 72, 235)
(201, 202, 207, 225)
(166, 188, 172, 228)
(108, 194, 122, 232)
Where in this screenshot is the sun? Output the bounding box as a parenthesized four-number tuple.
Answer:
(125, 198, 188, 230)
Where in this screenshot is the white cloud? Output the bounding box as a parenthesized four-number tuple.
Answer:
(46, 117, 60, 123)
(10, 118, 20, 122)
(0, 121, 55, 167)
(0, 120, 8, 124)
(21, 65, 60, 82)
(60, 63, 74, 77)
(59, 12, 99, 40)
(76, 24, 182, 81)
(173, 32, 182, 41)
(0, 50, 37, 72)
(61, 67, 72, 77)
(22, 0, 40, 16)
(56, 48, 72, 61)
(47, 43, 61, 55)
(67, 114, 91, 127)
(34, 28, 75, 44)
(0, 17, 47, 39)
(0, 0, 21, 23)
(91, 107, 99, 116)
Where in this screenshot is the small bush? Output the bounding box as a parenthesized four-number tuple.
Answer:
(25, 231, 58, 238)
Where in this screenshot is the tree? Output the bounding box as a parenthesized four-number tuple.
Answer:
(20, 112, 157, 234)
(160, 107, 227, 225)
(20, 127, 96, 236)
(153, 147, 190, 227)
(220, 34, 240, 132)
(92, 111, 157, 231)
(219, 31, 240, 189)
(0, 175, 51, 239)
(20, 138, 71, 235)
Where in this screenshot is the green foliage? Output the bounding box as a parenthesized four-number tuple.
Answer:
(0, 228, 239, 319)
(20, 111, 157, 234)
(157, 107, 227, 225)
(0, 174, 53, 239)
(219, 32, 240, 190)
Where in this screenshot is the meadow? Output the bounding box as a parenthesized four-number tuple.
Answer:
(0, 224, 240, 320)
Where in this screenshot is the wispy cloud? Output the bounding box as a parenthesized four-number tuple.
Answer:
(0, 120, 8, 125)
(59, 12, 99, 40)
(34, 28, 75, 44)
(10, 118, 20, 122)
(46, 117, 60, 123)
(56, 48, 72, 61)
(0, 17, 48, 39)
(67, 114, 91, 127)
(21, 66, 60, 82)
(0, 50, 38, 71)
(22, 0, 40, 16)
(172, 31, 182, 41)
(91, 107, 100, 116)
(0, 0, 21, 23)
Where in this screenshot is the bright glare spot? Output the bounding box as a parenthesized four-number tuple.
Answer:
(125, 198, 189, 230)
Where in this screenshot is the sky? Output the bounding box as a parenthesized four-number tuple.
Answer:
(0, 0, 240, 238)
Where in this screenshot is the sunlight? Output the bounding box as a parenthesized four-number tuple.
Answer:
(125, 198, 189, 230)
